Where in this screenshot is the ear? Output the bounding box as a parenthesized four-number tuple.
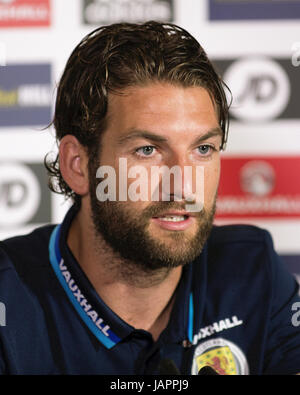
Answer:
(59, 135, 90, 196)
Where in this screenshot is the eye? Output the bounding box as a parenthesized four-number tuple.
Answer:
(196, 144, 214, 156)
(135, 145, 156, 157)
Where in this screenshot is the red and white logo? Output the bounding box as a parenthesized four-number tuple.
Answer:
(216, 156, 300, 218)
(0, 0, 50, 27)
(240, 161, 275, 197)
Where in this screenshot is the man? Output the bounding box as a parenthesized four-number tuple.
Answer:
(0, 21, 299, 375)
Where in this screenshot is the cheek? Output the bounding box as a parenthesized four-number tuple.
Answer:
(115, 159, 154, 203)
(204, 161, 220, 200)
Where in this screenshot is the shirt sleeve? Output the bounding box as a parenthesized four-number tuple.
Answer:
(262, 231, 300, 375)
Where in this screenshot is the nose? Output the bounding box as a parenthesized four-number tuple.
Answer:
(156, 154, 204, 212)
(162, 154, 192, 201)
(168, 164, 194, 202)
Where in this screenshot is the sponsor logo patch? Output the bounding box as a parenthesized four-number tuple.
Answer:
(82, 0, 174, 25)
(213, 57, 299, 122)
(193, 315, 243, 344)
(216, 156, 300, 219)
(0, 63, 52, 127)
(0, 161, 51, 228)
(209, 0, 300, 21)
(0, 0, 50, 28)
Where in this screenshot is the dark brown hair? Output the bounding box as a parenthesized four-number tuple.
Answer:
(45, 21, 231, 206)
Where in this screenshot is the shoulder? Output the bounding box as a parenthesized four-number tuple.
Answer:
(0, 224, 58, 320)
(0, 225, 61, 374)
(207, 223, 275, 260)
(209, 223, 271, 245)
(0, 224, 55, 274)
(205, 223, 279, 280)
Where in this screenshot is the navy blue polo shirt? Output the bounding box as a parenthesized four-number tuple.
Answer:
(0, 205, 299, 375)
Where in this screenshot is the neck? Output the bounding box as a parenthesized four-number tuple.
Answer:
(67, 206, 182, 341)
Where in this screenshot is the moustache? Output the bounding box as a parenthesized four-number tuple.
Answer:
(141, 201, 206, 219)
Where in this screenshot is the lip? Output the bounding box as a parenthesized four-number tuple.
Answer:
(151, 212, 195, 231)
(152, 211, 196, 218)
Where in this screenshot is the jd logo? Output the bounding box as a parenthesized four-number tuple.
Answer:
(1, 180, 28, 208)
(0, 162, 50, 227)
(223, 57, 290, 122)
(237, 75, 277, 104)
(0, 162, 40, 226)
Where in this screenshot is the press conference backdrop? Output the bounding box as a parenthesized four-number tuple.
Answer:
(0, 0, 300, 283)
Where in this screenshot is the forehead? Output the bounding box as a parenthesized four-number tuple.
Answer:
(105, 83, 220, 139)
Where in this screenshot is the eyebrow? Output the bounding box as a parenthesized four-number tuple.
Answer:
(117, 127, 223, 146)
(191, 127, 223, 146)
(117, 130, 168, 145)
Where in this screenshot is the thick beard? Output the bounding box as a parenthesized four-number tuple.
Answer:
(89, 176, 216, 272)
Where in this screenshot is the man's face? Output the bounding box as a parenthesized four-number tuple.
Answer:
(89, 83, 222, 270)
